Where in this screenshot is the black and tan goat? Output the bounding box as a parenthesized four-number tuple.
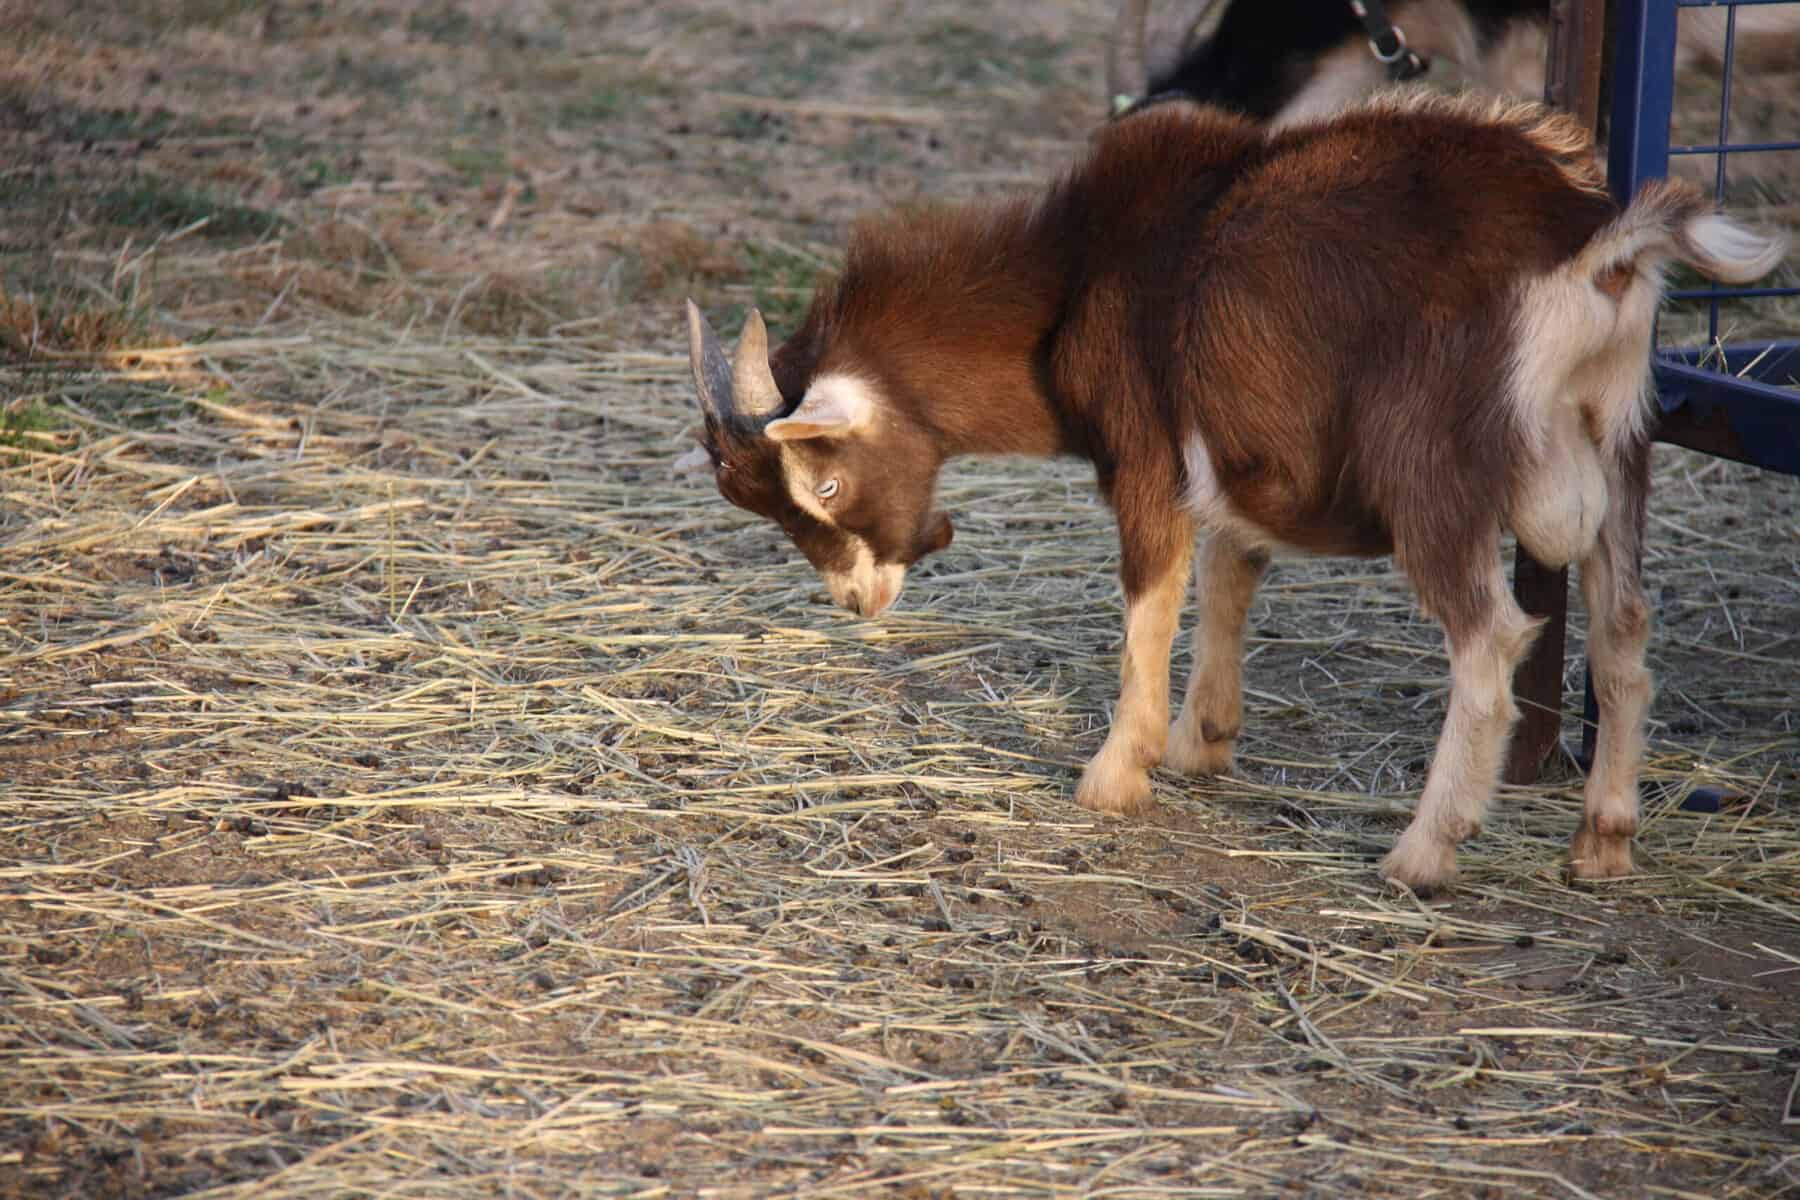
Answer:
(681, 93, 1785, 891)
(1107, 0, 1800, 126)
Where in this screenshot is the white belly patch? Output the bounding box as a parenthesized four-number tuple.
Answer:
(1181, 435, 1281, 552)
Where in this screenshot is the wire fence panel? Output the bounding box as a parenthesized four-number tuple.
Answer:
(1610, 0, 1800, 474)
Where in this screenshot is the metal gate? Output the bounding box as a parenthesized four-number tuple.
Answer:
(1612, 0, 1800, 474)
(1508, 0, 1799, 778)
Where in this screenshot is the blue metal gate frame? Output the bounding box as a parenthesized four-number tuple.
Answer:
(1610, 0, 1800, 475)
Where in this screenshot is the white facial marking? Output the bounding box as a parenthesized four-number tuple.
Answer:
(822, 537, 904, 618)
(785, 451, 836, 525)
(776, 374, 881, 523)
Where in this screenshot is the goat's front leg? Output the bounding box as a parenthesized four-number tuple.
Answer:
(1382, 552, 1542, 892)
(1167, 534, 1267, 776)
(1077, 515, 1194, 818)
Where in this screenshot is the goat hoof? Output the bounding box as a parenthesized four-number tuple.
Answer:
(1568, 827, 1634, 880)
(1379, 829, 1459, 894)
(1164, 720, 1234, 776)
(1076, 755, 1155, 818)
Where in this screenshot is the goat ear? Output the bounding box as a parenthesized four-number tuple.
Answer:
(686, 299, 734, 422)
(764, 376, 873, 442)
(730, 308, 786, 418)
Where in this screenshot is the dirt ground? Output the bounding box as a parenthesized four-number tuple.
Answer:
(2, 2, 1798, 1197)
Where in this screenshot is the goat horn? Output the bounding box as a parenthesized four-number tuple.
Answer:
(1151, 0, 1225, 81)
(1106, 0, 1151, 109)
(686, 299, 735, 422)
(730, 307, 786, 419)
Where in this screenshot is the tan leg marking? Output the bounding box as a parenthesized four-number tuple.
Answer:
(1166, 535, 1264, 777)
(1076, 546, 1193, 819)
(1381, 567, 1541, 892)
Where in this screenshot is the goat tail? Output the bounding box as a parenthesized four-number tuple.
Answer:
(1585, 178, 1789, 286)
(1514, 181, 1786, 465)
(1675, 209, 1790, 284)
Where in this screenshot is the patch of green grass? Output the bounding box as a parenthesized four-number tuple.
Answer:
(0, 398, 67, 452)
(82, 380, 192, 429)
(55, 0, 262, 36)
(0, 171, 72, 220)
(0, 381, 190, 445)
(0, 273, 159, 359)
(846, 130, 898, 168)
(736, 243, 827, 335)
(301, 50, 416, 100)
(410, 4, 566, 51)
(523, 26, 567, 53)
(165, 0, 260, 25)
(444, 144, 509, 186)
(722, 108, 781, 141)
(731, 27, 882, 100)
(0, 276, 185, 448)
(258, 133, 361, 192)
(684, 268, 816, 346)
(93, 176, 285, 239)
(892, 24, 1064, 91)
(300, 155, 358, 192)
(49, 105, 177, 145)
(406, 2, 474, 42)
(556, 89, 628, 128)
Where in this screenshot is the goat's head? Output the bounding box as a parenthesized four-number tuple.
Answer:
(684, 300, 954, 618)
(1107, 0, 1366, 123)
(1107, 0, 1224, 110)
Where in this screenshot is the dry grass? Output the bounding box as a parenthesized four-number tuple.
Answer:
(4, 324, 1796, 1198)
(2, 2, 1798, 1197)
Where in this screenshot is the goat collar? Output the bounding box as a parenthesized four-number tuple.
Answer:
(1347, 0, 1430, 82)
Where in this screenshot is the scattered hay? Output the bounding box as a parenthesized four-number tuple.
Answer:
(2, 324, 1795, 1197)
(2, 1, 1797, 1195)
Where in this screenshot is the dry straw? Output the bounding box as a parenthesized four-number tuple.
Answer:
(2, 321, 1795, 1198)
(2, 0, 1798, 1191)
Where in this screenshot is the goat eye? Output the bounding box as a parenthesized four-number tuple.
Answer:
(815, 478, 840, 500)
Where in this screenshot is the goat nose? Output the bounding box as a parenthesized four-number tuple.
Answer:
(834, 584, 864, 614)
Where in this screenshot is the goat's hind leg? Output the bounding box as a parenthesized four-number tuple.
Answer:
(1570, 440, 1652, 880)
(1382, 547, 1542, 892)
(1166, 534, 1266, 777)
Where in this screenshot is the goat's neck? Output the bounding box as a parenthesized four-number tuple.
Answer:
(830, 206, 1069, 461)
(906, 307, 1065, 460)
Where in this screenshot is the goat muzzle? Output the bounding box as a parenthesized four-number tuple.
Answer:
(826, 560, 905, 618)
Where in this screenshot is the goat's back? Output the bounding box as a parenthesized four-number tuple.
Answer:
(1051, 94, 1624, 567)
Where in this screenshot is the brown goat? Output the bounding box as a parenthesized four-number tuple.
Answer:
(682, 92, 1785, 891)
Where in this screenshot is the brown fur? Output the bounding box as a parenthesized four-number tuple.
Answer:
(685, 92, 1783, 891)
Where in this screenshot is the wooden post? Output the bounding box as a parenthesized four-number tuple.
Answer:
(1504, 0, 1608, 784)
(1546, 0, 1609, 129)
